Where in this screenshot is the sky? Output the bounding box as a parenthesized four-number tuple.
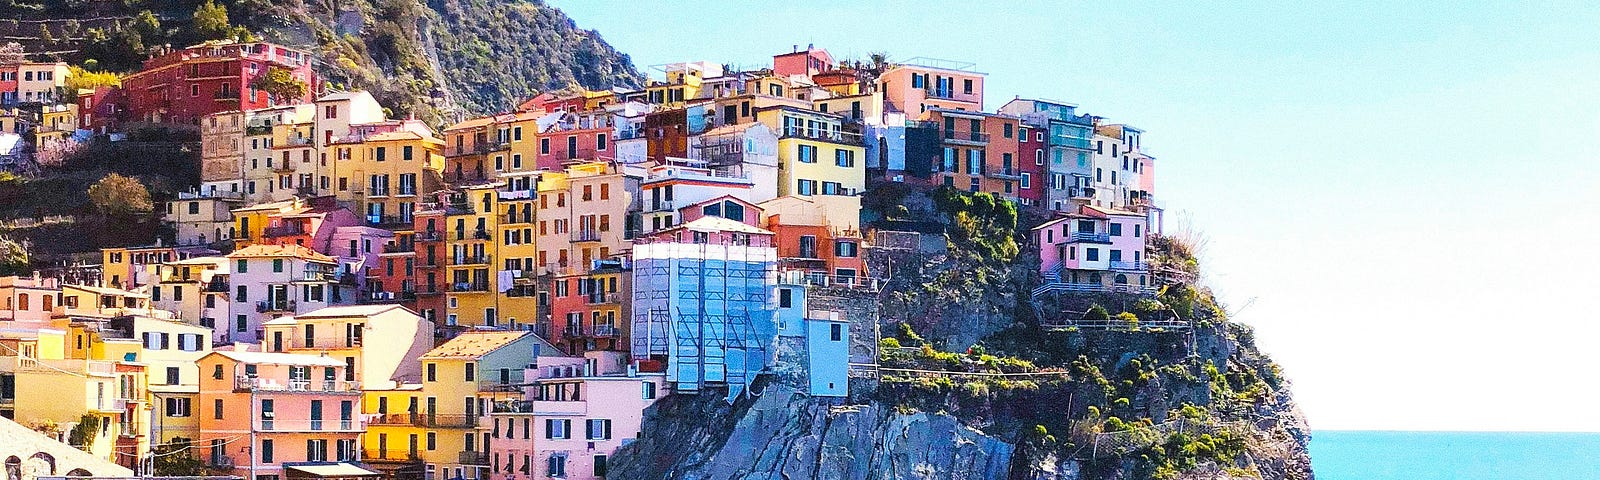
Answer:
(549, 1, 1600, 432)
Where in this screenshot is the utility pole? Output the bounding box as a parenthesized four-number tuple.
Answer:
(248, 373, 257, 480)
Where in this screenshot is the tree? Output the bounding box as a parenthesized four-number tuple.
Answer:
(192, 0, 233, 41)
(0, 237, 29, 277)
(0, 43, 23, 64)
(251, 67, 308, 103)
(87, 173, 153, 216)
(151, 437, 208, 476)
(66, 66, 121, 92)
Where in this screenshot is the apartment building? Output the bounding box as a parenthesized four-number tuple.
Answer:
(197, 350, 368, 480)
(224, 244, 344, 344)
(119, 41, 320, 125)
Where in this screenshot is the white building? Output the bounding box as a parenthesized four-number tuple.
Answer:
(223, 244, 345, 344)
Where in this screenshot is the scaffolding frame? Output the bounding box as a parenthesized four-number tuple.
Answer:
(631, 238, 776, 397)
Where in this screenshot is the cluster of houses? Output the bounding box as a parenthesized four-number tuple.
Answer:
(0, 40, 1167, 480)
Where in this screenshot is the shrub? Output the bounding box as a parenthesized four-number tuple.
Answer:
(1116, 311, 1140, 330)
(1084, 304, 1111, 321)
(880, 337, 902, 350)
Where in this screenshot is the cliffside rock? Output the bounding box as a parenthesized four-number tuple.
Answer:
(611, 385, 1015, 480)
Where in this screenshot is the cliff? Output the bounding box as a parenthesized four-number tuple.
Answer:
(612, 188, 1314, 479)
(0, 0, 642, 121)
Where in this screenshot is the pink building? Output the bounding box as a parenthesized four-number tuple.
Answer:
(772, 46, 834, 78)
(1032, 204, 1151, 293)
(485, 351, 663, 480)
(0, 275, 59, 327)
(198, 350, 373, 480)
(536, 110, 614, 171)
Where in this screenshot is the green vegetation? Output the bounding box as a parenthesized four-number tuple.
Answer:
(87, 173, 153, 217)
(64, 65, 120, 92)
(250, 66, 308, 103)
(151, 437, 208, 475)
(0, 236, 29, 276)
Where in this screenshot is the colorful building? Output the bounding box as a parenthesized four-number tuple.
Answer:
(260, 304, 433, 390)
(167, 190, 246, 247)
(630, 216, 778, 399)
(224, 244, 344, 345)
(877, 58, 985, 114)
(197, 350, 368, 480)
(1032, 204, 1151, 294)
(754, 105, 865, 198)
(411, 331, 560, 480)
(485, 351, 664, 480)
(997, 98, 1097, 212)
(756, 195, 865, 285)
(119, 41, 321, 125)
(149, 256, 231, 330)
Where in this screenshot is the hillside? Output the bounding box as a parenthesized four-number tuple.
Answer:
(0, 0, 642, 121)
(610, 188, 1314, 480)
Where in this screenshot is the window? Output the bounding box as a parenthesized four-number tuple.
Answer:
(546, 455, 566, 478)
(272, 259, 284, 273)
(586, 419, 612, 440)
(834, 149, 855, 167)
(540, 138, 550, 154)
(642, 381, 657, 399)
(1003, 123, 1013, 138)
(796, 179, 818, 196)
(164, 397, 191, 417)
(1110, 223, 1122, 236)
(236, 259, 248, 273)
(594, 454, 608, 477)
(261, 439, 273, 463)
(834, 241, 858, 257)
(306, 439, 327, 462)
(545, 418, 571, 439)
(963, 78, 974, 94)
(831, 323, 843, 341)
(798, 144, 817, 163)
(213, 398, 224, 419)
(1086, 248, 1100, 262)
(166, 367, 180, 384)
(464, 363, 475, 381)
(1021, 173, 1032, 189)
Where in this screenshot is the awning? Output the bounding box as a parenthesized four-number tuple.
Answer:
(285, 463, 383, 478)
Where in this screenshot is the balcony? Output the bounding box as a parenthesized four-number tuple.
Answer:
(213, 90, 239, 101)
(591, 325, 619, 338)
(367, 215, 411, 229)
(282, 136, 313, 147)
(585, 292, 621, 305)
(991, 168, 1021, 179)
(472, 229, 492, 240)
(254, 416, 364, 432)
(1108, 261, 1147, 271)
(363, 449, 421, 462)
(942, 129, 990, 144)
(414, 414, 477, 429)
(415, 229, 443, 242)
(1068, 232, 1111, 243)
(382, 243, 414, 254)
(474, 141, 509, 155)
(779, 126, 863, 145)
(1069, 186, 1096, 199)
(209, 456, 235, 469)
(270, 163, 296, 174)
(457, 451, 489, 466)
(451, 254, 492, 266)
(571, 229, 602, 243)
(234, 376, 361, 393)
(261, 225, 307, 238)
(449, 281, 490, 292)
(204, 278, 230, 292)
(257, 300, 296, 312)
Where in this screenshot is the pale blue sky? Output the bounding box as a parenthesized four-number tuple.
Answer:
(550, 1, 1600, 431)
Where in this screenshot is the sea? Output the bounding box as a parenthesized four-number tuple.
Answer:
(1311, 431, 1600, 479)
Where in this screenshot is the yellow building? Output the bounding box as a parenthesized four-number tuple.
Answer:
(335, 130, 446, 230)
(149, 256, 230, 328)
(755, 106, 866, 197)
(443, 183, 501, 328)
(414, 331, 558, 480)
(493, 179, 541, 331)
(231, 197, 306, 248)
(0, 327, 147, 466)
(361, 383, 427, 477)
(240, 105, 315, 203)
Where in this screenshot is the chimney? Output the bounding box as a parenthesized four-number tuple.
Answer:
(793, 44, 799, 53)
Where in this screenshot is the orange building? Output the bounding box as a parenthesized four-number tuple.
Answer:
(198, 350, 370, 480)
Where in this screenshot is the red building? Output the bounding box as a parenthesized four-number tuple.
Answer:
(772, 45, 834, 78)
(536, 110, 614, 170)
(119, 41, 321, 125)
(1017, 123, 1047, 207)
(76, 86, 127, 134)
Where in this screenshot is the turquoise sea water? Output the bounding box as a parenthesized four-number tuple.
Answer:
(1311, 431, 1600, 479)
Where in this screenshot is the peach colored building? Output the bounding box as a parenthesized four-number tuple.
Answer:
(1032, 204, 1151, 294)
(877, 58, 985, 115)
(198, 350, 370, 480)
(485, 351, 664, 480)
(0, 276, 59, 328)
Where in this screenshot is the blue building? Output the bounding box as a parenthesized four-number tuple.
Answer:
(999, 98, 1098, 211)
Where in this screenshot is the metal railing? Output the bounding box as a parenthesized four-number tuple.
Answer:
(585, 292, 621, 305)
(780, 126, 863, 144)
(256, 300, 296, 312)
(1108, 261, 1147, 271)
(458, 451, 489, 466)
(1069, 232, 1111, 243)
(451, 254, 492, 266)
(449, 281, 490, 292)
(942, 129, 990, 143)
(234, 377, 361, 393)
(254, 417, 364, 432)
(571, 229, 602, 242)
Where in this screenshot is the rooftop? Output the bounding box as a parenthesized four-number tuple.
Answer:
(227, 244, 338, 263)
(208, 350, 346, 367)
(421, 331, 529, 359)
(296, 304, 411, 319)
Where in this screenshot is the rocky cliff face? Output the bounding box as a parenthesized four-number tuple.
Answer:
(608, 383, 1015, 480)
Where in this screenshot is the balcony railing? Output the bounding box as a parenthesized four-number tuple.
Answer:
(571, 229, 602, 243)
(585, 292, 621, 305)
(458, 451, 489, 466)
(1108, 261, 1148, 271)
(942, 129, 990, 143)
(261, 225, 307, 238)
(416, 283, 441, 295)
(234, 377, 361, 393)
(451, 254, 492, 266)
(592, 325, 619, 337)
(1069, 186, 1095, 198)
(780, 126, 863, 145)
(1069, 232, 1111, 243)
(363, 449, 421, 462)
(414, 414, 477, 429)
(256, 300, 296, 312)
(367, 215, 411, 229)
(472, 229, 492, 240)
(382, 243, 414, 254)
(204, 279, 230, 292)
(449, 281, 490, 292)
(991, 168, 1021, 179)
(254, 416, 364, 432)
(209, 455, 235, 469)
(415, 229, 443, 242)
